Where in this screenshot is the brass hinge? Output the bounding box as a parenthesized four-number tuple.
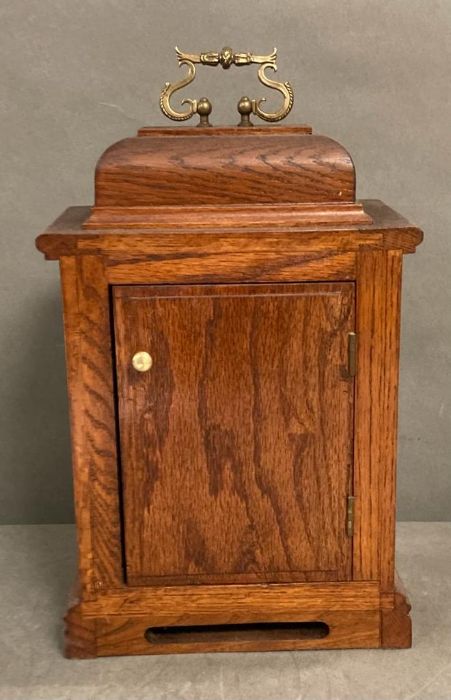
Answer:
(348, 332, 357, 377)
(346, 495, 356, 537)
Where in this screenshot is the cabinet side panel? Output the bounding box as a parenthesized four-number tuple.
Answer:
(353, 250, 402, 588)
(60, 257, 94, 596)
(379, 250, 403, 592)
(60, 255, 123, 594)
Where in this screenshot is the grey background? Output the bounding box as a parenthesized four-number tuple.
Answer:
(1, 0, 450, 524)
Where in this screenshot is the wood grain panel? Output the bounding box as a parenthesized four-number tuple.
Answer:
(113, 282, 355, 585)
(81, 232, 378, 256)
(107, 251, 356, 285)
(379, 251, 403, 591)
(94, 610, 381, 656)
(60, 255, 123, 594)
(83, 581, 380, 619)
(353, 251, 403, 587)
(92, 132, 356, 207)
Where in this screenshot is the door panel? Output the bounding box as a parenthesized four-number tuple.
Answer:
(113, 283, 355, 586)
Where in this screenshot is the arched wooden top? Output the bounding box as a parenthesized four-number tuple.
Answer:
(91, 128, 356, 209)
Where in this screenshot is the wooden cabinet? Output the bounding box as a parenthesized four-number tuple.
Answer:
(36, 122, 422, 657)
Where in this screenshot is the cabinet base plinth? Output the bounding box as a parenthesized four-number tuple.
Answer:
(65, 609, 380, 657)
(64, 604, 97, 659)
(64, 581, 412, 657)
(381, 587, 412, 649)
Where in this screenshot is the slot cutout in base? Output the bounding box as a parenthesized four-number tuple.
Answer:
(145, 621, 330, 645)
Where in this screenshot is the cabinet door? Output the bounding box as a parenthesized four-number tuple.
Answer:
(113, 283, 355, 586)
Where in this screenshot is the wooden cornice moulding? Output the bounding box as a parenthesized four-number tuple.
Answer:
(36, 200, 422, 261)
(83, 202, 372, 230)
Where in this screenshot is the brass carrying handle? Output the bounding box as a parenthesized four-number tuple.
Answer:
(160, 46, 294, 126)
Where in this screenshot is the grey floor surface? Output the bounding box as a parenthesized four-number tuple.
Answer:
(0, 523, 450, 700)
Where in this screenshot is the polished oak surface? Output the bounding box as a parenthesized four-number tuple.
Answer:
(82, 125, 373, 229)
(93, 130, 356, 207)
(36, 200, 422, 258)
(36, 119, 421, 656)
(114, 283, 355, 586)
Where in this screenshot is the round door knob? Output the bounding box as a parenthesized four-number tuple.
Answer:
(132, 351, 153, 372)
